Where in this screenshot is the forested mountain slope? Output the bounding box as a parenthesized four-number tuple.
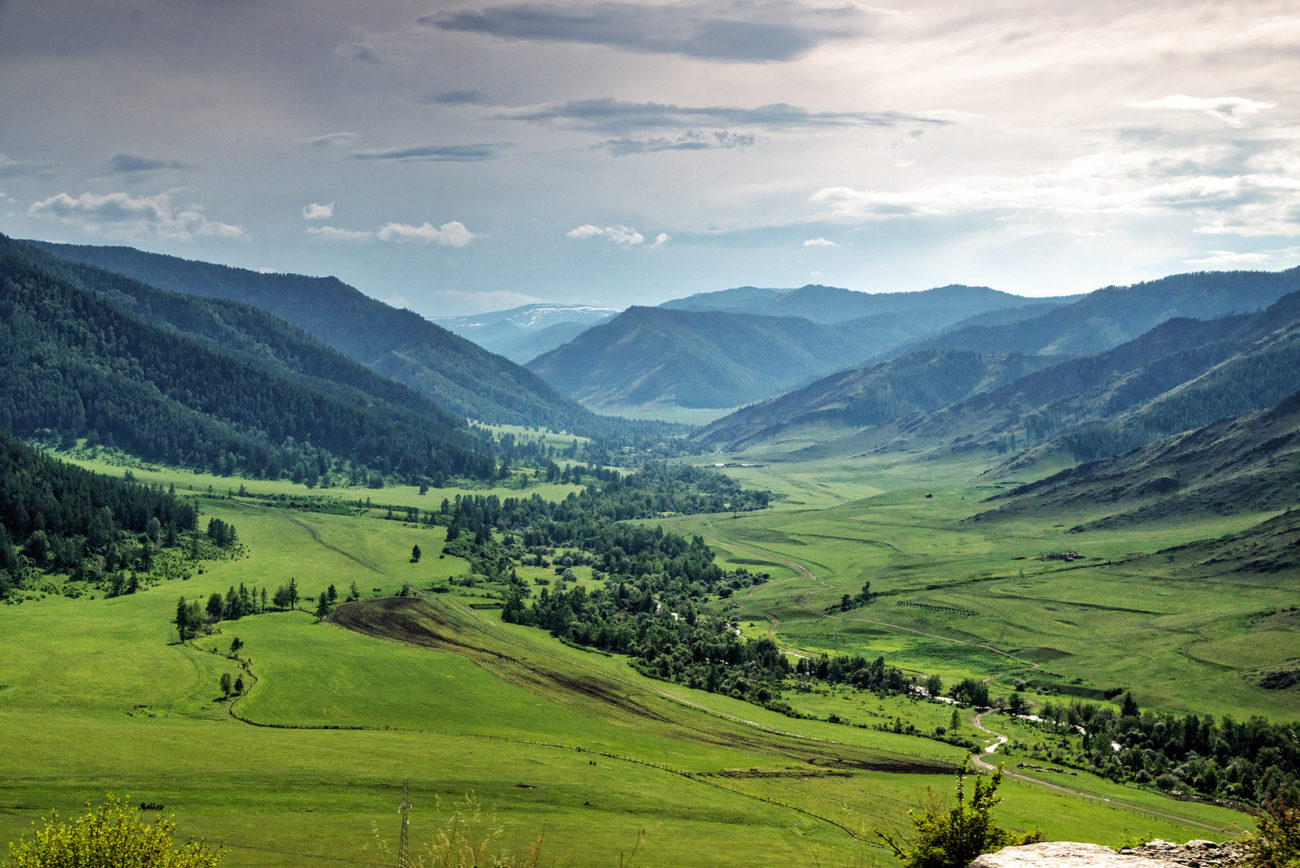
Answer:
(29, 240, 597, 432)
(976, 391, 1300, 531)
(0, 238, 496, 482)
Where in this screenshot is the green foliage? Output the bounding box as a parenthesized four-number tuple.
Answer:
(1247, 792, 1300, 868)
(879, 756, 1040, 868)
(5, 794, 223, 867)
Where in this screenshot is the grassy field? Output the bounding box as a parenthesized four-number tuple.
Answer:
(0, 451, 1265, 865)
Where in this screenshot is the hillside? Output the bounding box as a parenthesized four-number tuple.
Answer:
(893, 268, 1300, 360)
(711, 285, 1300, 461)
(433, 303, 620, 363)
(0, 237, 496, 482)
(526, 306, 897, 413)
(696, 349, 1060, 450)
(28, 241, 597, 432)
(976, 391, 1300, 530)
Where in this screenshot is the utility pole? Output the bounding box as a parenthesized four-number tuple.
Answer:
(397, 778, 410, 868)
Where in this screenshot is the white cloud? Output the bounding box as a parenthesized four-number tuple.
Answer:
(302, 201, 335, 220)
(1182, 246, 1300, 269)
(307, 225, 372, 241)
(27, 190, 246, 242)
(566, 224, 653, 245)
(376, 220, 479, 246)
(427, 288, 544, 316)
(803, 237, 839, 247)
(1126, 95, 1277, 128)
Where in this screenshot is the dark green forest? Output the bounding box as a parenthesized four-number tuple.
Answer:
(0, 428, 198, 598)
(0, 237, 498, 484)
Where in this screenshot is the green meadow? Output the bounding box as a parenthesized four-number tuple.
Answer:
(0, 449, 1266, 865)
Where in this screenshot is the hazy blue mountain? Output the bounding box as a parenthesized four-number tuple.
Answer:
(889, 268, 1300, 361)
(526, 306, 899, 413)
(28, 241, 597, 432)
(661, 282, 1052, 325)
(433, 303, 619, 363)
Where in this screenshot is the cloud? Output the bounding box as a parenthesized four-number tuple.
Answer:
(1182, 246, 1300, 269)
(106, 153, 196, 174)
(1126, 95, 1277, 128)
(425, 90, 488, 105)
(307, 225, 371, 241)
(376, 220, 479, 246)
(807, 142, 1300, 239)
(803, 237, 838, 247)
(598, 130, 756, 156)
(426, 288, 545, 316)
(567, 224, 667, 246)
(27, 190, 246, 242)
(0, 153, 56, 178)
(304, 132, 361, 148)
(350, 143, 513, 162)
(426, 0, 871, 62)
(502, 97, 950, 134)
(302, 201, 335, 220)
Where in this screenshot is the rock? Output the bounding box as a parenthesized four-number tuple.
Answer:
(969, 841, 1245, 868)
(970, 842, 1169, 868)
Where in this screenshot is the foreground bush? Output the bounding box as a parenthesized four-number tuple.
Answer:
(1247, 793, 1300, 868)
(6, 795, 223, 868)
(879, 756, 1040, 868)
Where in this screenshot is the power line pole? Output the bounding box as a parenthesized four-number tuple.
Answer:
(397, 778, 410, 868)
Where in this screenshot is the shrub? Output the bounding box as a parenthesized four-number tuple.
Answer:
(879, 756, 1040, 868)
(1246, 793, 1300, 868)
(6, 794, 223, 867)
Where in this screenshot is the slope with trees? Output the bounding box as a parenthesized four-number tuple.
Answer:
(29, 240, 598, 432)
(0, 238, 497, 484)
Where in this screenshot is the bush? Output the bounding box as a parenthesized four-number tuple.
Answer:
(6, 794, 223, 867)
(879, 756, 1040, 868)
(1246, 793, 1300, 868)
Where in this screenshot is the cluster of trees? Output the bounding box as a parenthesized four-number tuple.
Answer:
(0, 427, 197, 598)
(1029, 696, 1300, 805)
(832, 581, 874, 613)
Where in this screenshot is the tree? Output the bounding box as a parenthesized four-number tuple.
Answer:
(206, 593, 223, 622)
(5, 794, 224, 867)
(411, 544, 422, 563)
(879, 756, 1040, 868)
(315, 592, 330, 620)
(1246, 791, 1300, 868)
(233, 675, 244, 695)
(175, 597, 201, 641)
(219, 672, 232, 697)
(272, 585, 293, 610)
(228, 637, 243, 656)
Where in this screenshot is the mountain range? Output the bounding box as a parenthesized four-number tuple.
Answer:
(433, 303, 620, 364)
(27, 241, 597, 434)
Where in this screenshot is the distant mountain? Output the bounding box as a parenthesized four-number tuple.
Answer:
(0, 236, 496, 482)
(28, 241, 597, 433)
(695, 349, 1060, 450)
(889, 269, 1300, 361)
(433, 303, 619, 363)
(975, 390, 1300, 531)
(661, 282, 1055, 326)
(700, 269, 1300, 456)
(526, 306, 906, 414)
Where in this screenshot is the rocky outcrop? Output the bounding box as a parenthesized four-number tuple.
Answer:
(970, 840, 1246, 868)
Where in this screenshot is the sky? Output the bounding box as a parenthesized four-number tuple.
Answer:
(1, 0, 1298, 317)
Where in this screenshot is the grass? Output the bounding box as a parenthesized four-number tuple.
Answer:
(0, 449, 1268, 865)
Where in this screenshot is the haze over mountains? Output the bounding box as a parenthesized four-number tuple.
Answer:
(433, 304, 620, 364)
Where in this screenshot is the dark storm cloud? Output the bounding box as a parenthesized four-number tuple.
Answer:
(425, 0, 868, 62)
(107, 153, 197, 174)
(502, 98, 951, 133)
(425, 90, 489, 105)
(598, 130, 756, 155)
(350, 143, 514, 162)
